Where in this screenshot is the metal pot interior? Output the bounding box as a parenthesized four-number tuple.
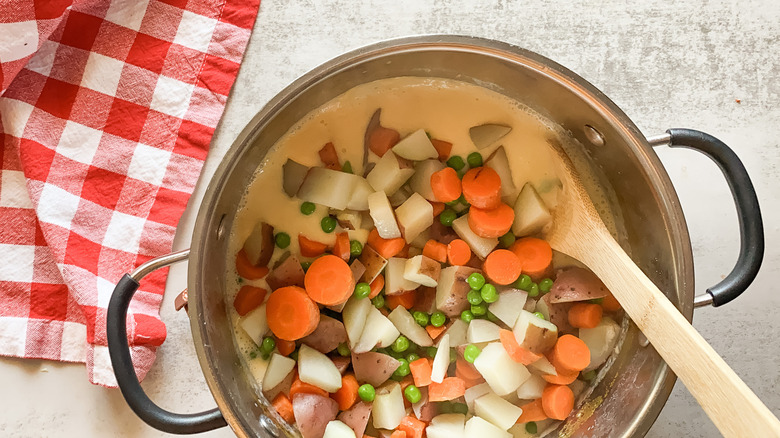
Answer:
(188, 36, 694, 438)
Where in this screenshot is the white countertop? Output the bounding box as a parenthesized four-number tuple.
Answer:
(2, 1, 779, 437)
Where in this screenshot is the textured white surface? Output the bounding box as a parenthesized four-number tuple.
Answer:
(1, 1, 779, 437)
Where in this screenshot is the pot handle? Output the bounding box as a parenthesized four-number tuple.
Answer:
(107, 249, 227, 434)
(648, 128, 764, 307)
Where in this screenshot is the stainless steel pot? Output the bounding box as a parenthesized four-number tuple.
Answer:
(107, 36, 763, 437)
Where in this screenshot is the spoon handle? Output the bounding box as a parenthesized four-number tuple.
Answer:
(583, 232, 780, 437)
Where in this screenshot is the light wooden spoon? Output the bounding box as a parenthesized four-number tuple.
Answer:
(543, 144, 780, 437)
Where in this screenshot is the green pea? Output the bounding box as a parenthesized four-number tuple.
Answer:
(528, 283, 540, 298)
(274, 232, 290, 249)
(533, 311, 546, 320)
(539, 278, 554, 293)
(451, 403, 469, 415)
(289, 349, 299, 361)
(354, 282, 371, 299)
(582, 370, 597, 381)
(393, 358, 410, 377)
(467, 272, 486, 290)
(413, 311, 429, 327)
(439, 209, 457, 227)
(480, 283, 498, 303)
(590, 297, 605, 304)
(321, 216, 337, 233)
(498, 231, 516, 248)
(406, 353, 420, 363)
(446, 155, 465, 171)
(456, 194, 468, 205)
(371, 294, 385, 309)
(349, 240, 363, 256)
(300, 202, 316, 215)
(387, 347, 405, 359)
(426, 346, 438, 358)
(261, 336, 276, 353)
(438, 402, 452, 414)
(342, 160, 353, 174)
(467, 290, 483, 305)
(430, 311, 446, 327)
(336, 342, 350, 357)
(358, 384, 376, 402)
(467, 152, 483, 168)
(525, 421, 537, 434)
(301, 261, 311, 272)
(404, 384, 422, 404)
(487, 310, 500, 323)
(391, 335, 410, 353)
(515, 274, 532, 291)
(471, 302, 487, 316)
(463, 344, 481, 363)
(260, 350, 271, 360)
(450, 348, 457, 363)
(461, 310, 474, 323)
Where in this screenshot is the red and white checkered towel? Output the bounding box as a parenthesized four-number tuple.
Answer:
(0, 0, 259, 386)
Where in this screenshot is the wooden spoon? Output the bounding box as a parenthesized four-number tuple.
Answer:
(544, 143, 780, 437)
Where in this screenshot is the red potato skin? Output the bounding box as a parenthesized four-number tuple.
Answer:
(331, 356, 351, 375)
(548, 267, 610, 303)
(264, 367, 295, 401)
(411, 286, 437, 314)
(266, 255, 305, 290)
(337, 401, 373, 438)
(541, 293, 575, 335)
(351, 351, 401, 387)
(301, 315, 348, 354)
(428, 220, 458, 245)
(292, 393, 339, 438)
(437, 266, 482, 318)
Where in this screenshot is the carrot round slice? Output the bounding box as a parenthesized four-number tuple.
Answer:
(499, 329, 542, 365)
(447, 239, 472, 266)
(461, 167, 502, 209)
(369, 274, 385, 299)
(235, 249, 270, 280)
(233, 285, 267, 316)
(542, 367, 579, 385)
(422, 240, 448, 263)
(304, 254, 355, 305)
(542, 384, 575, 420)
(468, 203, 514, 239)
(266, 286, 320, 341)
(509, 237, 553, 280)
(550, 334, 591, 372)
(516, 399, 548, 423)
(430, 167, 462, 203)
(568, 303, 603, 329)
(369, 126, 400, 157)
(298, 234, 328, 257)
(483, 249, 522, 285)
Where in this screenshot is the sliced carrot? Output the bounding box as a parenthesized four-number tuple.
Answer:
(425, 324, 447, 340)
(367, 228, 406, 259)
(369, 126, 401, 157)
(447, 239, 472, 266)
(233, 285, 267, 316)
(397, 244, 411, 258)
(516, 399, 548, 423)
(430, 167, 462, 203)
(298, 234, 328, 258)
(568, 303, 603, 329)
(271, 393, 295, 424)
(455, 366, 486, 388)
(236, 249, 270, 280)
(542, 384, 575, 420)
(549, 334, 591, 373)
(389, 431, 407, 438)
(369, 274, 384, 299)
(409, 357, 433, 387)
(468, 203, 515, 239)
(542, 368, 579, 385)
(499, 329, 543, 365)
(332, 232, 351, 261)
(455, 358, 482, 381)
(331, 374, 359, 411)
(461, 167, 501, 209)
(509, 237, 553, 280)
(275, 338, 296, 357)
(318, 142, 341, 170)
(290, 375, 328, 399)
(386, 290, 416, 310)
(428, 376, 466, 402)
(304, 254, 355, 306)
(431, 139, 453, 161)
(266, 286, 320, 341)
(483, 249, 522, 285)
(398, 415, 427, 438)
(429, 201, 445, 217)
(602, 292, 622, 312)
(422, 240, 448, 263)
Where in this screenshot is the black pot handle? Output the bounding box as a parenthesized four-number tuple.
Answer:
(661, 128, 764, 307)
(107, 250, 227, 434)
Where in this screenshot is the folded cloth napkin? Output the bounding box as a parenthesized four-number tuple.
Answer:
(0, 0, 259, 386)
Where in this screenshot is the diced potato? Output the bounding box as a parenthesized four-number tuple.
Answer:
(469, 124, 512, 150)
(266, 255, 305, 290)
(515, 374, 547, 400)
(410, 226, 431, 249)
(372, 382, 406, 430)
(436, 265, 481, 317)
(570, 379, 587, 398)
(366, 151, 415, 196)
(354, 306, 400, 353)
(347, 177, 373, 211)
(336, 210, 363, 230)
(404, 255, 440, 287)
(243, 222, 274, 267)
(473, 343, 531, 395)
(368, 191, 401, 239)
(513, 310, 558, 355)
(297, 167, 361, 210)
(452, 214, 498, 259)
(431, 334, 450, 383)
(298, 344, 343, 393)
(409, 159, 446, 201)
(579, 316, 621, 371)
(488, 288, 528, 327)
(385, 257, 420, 295)
(512, 183, 552, 237)
(347, 228, 370, 247)
(426, 414, 466, 438)
(292, 393, 339, 438)
(349, 259, 366, 285)
(441, 318, 468, 347)
(548, 267, 610, 303)
(463, 416, 512, 438)
(474, 393, 523, 430)
(485, 146, 517, 204)
(464, 382, 492, 410)
(358, 245, 387, 284)
(395, 193, 434, 243)
(262, 353, 296, 392)
(388, 184, 413, 207)
(282, 159, 310, 197)
(392, 129, 439, 161)
(467, 319, 502, 343)
(323, 420, 357, 438)
(536, 294, 574, 335)
(388, 306, 433, 347)
(240, 304, 268, 345)
(527, 355, 557, 376)
(352, 351, 400, 387)
(342, 296, 372, 348)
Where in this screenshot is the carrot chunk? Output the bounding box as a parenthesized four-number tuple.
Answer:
(541, 367, 579, 385)
(367, 228, 406, 259)
(236, 249, 270, 280)
(271, 393, 294, 423)
(516, 399, 548, 423)
(483, 249, 522, 285)
(298, 234, 328, 258)
(318, 142, 341, 170)
(304, 254, 355, 306)
(431, 139, 453, 161)
(398, 415, 427, 438)
(425, 324, 447, 340)
(568, 303, 603, 329)
(508, 237, 553, 280)
(233, 285, 267, 316)
(468, 203, 515, 239)
(422, 240, 448, 263)
(430, 167, 462, 203)
(266, 286, 320, 341)
(542, 384, 575, 420)
(331, 374, 359, 411)
(290, 374, 328, 399)
(446, 239, 472, 266)
(389, 431, 407, 438)
(549, 334, 591, 373)
(602, 292, 622, 312)
(499, 329, 542, 365)
(275, 338, 296, 357)
(386, 290, 416, 310)
(409, 357, 433, 387)
(369, 126, 400, 157)
(369, 274, 384, 299)
(428, 377, 466, 402)
(332, 232, 350, 261)
(429, 201, 445, 217)
(461, 167, 501, 209)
